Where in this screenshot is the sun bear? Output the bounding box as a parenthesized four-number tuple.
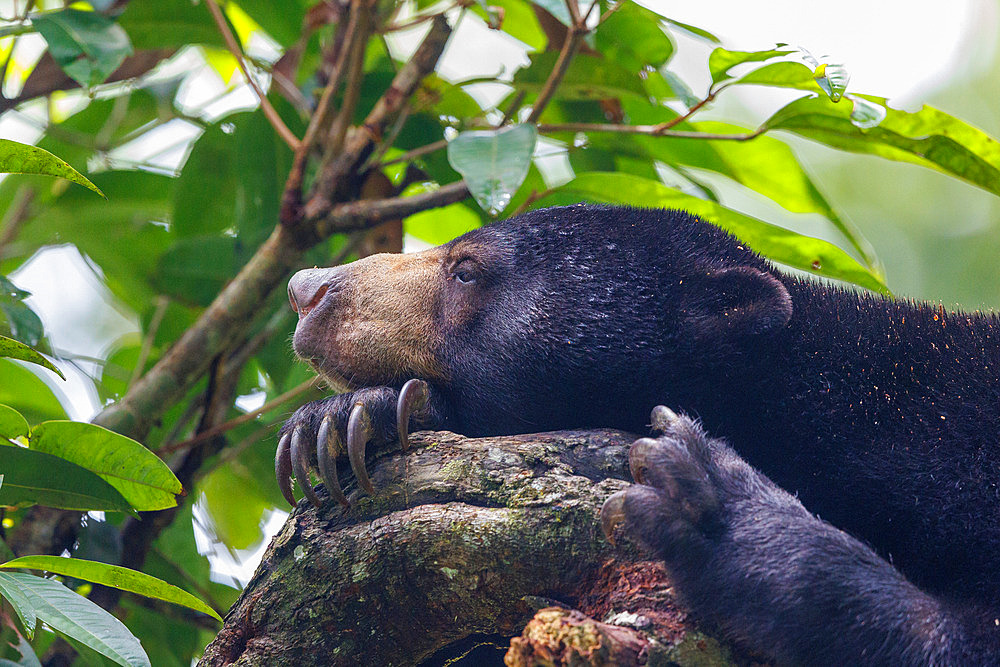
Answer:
(278, 204, 1000, 664)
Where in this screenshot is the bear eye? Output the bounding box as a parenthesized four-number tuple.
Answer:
(451, 260, 479, 285)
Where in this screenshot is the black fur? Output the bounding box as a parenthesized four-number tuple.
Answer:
(285, 205, 1000, 663)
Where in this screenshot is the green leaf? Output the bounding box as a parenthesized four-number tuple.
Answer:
(32, 9, 133, 88)
(0, 571, 38, 637)
(405, 203, 483, 245)
(708, 47, 794, 84)
(448, 125, 537, 215)
(200, 465, 269, 551)
(514, 52, 648, 103)
(733, 61, 822, 93)
(662, 17, 720, 43)
(116, 0, 223, 49)
(0, 359, 68, 424)
(30, 421, 182, 511)
(470, 0, 546, 51)
(0, 556, 222, 622)
(0, 335, 64, 379)
(0, 139, 103, 197)
(0, 446, 134, 513)
(595, 1, 674, 71)
(155, 237, 243, 307)
(543, 172, 887, 292)
(762, 95, 1000, 197)
(0, 572, 150, 667)
(0, 404, 29, 440)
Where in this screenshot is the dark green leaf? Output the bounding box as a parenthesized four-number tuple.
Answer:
(514, 53, 648, 103)
(0, 446, 133, 513)
(708, 47, 794, 84)
(32, 9, 133, 88)
(117, 0, 224, 49)
(0, 570, 38, 637)
(0, 335, 63, 379)
(0, 572, 150, 667)
(154, 237, 242, 307)
(0, 298, 43, 348)
(543, 172, 887, 292)
(470, 0, 546, 50)
(30, 421, 182, 511)
(763, 95, 1000, 197)
(0, 556, 222, 622)
(0, 139, 103, 196)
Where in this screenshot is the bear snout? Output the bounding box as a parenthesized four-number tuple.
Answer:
(288, 267, 344, 318)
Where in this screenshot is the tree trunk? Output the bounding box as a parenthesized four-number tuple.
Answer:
(200, 429, 741, 666)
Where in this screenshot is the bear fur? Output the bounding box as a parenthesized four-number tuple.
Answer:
(282, 204, 1000, 664)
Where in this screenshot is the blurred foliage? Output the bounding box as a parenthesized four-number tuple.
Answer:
(0, 0, 998, 663)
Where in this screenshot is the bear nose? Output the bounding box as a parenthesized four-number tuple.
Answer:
(288, 267, 341, 318)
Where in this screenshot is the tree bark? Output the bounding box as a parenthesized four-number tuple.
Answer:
(200, 429, 742, 666)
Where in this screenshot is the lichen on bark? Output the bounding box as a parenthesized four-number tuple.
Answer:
(200, 429, 739, 666)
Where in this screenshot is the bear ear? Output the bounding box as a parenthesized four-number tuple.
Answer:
(679, 266, 793, 338)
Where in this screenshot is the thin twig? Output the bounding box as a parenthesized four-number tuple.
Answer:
(653, 83, 731, 132)
(129, 296, 169, 388)
(378, 138, 448, 167)
(537, 122, 767, 141)
(158, 377, 321, 455)
(526, 11, 584, 124)
(204, 0, 300, 150)
(327, 0, 370, 159)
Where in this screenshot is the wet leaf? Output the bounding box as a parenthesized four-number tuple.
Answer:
(448, 125, 537, 215)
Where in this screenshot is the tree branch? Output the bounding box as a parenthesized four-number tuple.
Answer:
(537, 122, 767, 141)
(199, 428, 738, 666)
(312, 180, 470, 237)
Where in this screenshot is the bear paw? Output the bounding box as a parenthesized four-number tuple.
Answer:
(601, 406, 731, 564)
(275, 379, 431, 509)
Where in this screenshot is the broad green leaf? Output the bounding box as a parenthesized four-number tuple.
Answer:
(0, 556, 222, 622)
(405, 203, 483, 245)
(763, 95, 1000, 197)
(0, 335, 64, 379)
(0, 572, 150, 667)
(173, 125, 238, 237)
(200, 465, 269, 551)
(0, 139, 103, 197)
(733, 61, 819, 91)
(0, 360, 68, 424)
(448, 125, 537, 214)
(117, 0, 224, 49)
(30, 421, 182, 511)
(708, 47, 794, 84)
(0, 446, 133, 513)
(0, 296, 43, 347)
(596, 1, 674, 71)
(155, 237, 242, 307)
(232, 0, 307, 47)
(662, 17, 720, 43)
(514, 53, 648, 103)
(32, 9, 133, 88)
(0, 404, 28, 440)
(543, 172, 887, 292)
(0, 571, 37, 637)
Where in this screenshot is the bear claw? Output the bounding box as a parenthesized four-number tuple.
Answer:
(347, 403, 376, 494)
(317, 416, 349, 507)
(291, 426, 323, 508)
(600, 490, 628, 545)
(275, 432, 295, 507)
(397, 379, 430, 452)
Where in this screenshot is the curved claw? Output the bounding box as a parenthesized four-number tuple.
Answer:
(275, 433, 295, 508)
(629, 437, 660, 486)
(396, 379, 430, 452)
(347, 403, 376, 494)
(291, 427, 322, 508)
(650, 405, 679, 434)
(600, 490, 628, 546)
(317, 416, 349, 507)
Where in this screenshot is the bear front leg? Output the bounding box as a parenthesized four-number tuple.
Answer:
(602, 407, 992, 666)
(275, 379, 448, 509)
